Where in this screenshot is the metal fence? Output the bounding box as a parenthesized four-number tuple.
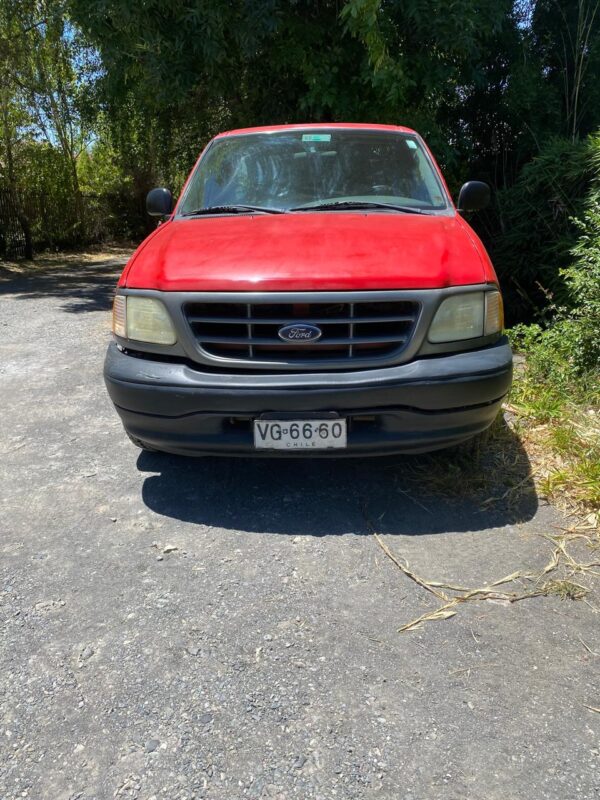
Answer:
(0, 186, 148, 260)
(0, 188, 32, 260)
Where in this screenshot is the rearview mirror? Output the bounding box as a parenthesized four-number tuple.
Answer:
(457, 181, 490, 213)
(146, 187, 174, 217)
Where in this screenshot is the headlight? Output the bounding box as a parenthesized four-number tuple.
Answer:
(112, 295, 177, 345)
(428, 290, 503, 343)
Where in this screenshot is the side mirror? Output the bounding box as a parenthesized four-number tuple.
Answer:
(457, 181, 490, 213)
(146, 187, 174, 217)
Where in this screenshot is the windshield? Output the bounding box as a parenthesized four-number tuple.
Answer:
(177, 129, 450, 215)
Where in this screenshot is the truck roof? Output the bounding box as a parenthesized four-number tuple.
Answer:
(215, 122, 418, 137)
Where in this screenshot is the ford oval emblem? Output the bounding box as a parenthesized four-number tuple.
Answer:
(278, 323, 323, 343)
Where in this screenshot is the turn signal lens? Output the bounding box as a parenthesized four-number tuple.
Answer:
(428, 292, 484, 343)
(484, 290, 503, 335)
(112, 295, 127, 338)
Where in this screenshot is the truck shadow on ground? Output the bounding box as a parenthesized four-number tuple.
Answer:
(0, 252, 127, 313)
(138, 418, 538, 536)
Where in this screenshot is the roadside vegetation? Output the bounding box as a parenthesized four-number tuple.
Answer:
(507, 147, 600, 525)
(508, 343, 599, 524)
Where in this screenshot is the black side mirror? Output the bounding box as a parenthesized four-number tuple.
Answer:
(146, 188, 174, 217)
(457, 181, 490, 213)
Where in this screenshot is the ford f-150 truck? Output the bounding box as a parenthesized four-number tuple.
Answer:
(104, 123, 512, 456)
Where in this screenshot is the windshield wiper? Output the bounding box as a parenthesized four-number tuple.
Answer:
(290, 200, 430, 214)
(180, 204, 286, 216)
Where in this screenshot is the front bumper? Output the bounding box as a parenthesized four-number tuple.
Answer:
(104, 338, 513, 456)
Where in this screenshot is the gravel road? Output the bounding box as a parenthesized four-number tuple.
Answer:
(1, 253, 598, 800)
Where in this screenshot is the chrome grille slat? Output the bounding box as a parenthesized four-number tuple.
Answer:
(196, 334, 408, 345)
(183, 296, 420, 368)
(186, 314, 416, 324)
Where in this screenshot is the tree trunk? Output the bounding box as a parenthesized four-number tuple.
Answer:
(70, 155, 85, 238)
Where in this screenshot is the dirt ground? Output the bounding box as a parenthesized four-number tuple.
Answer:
(0, 251, 598, 800)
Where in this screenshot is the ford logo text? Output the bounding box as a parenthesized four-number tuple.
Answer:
(278, 323, 323, 343)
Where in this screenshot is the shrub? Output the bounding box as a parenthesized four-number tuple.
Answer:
(507, 132, 600, 390)
(491, 134, 600, 324)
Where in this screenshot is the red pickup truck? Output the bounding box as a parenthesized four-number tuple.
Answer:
(104, 123, 512, 456)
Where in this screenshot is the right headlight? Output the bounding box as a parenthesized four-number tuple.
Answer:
(428, 290, 503, 343)
(112, 295, 177, 345)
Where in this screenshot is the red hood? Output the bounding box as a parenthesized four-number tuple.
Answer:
(122, 213, 493, 291)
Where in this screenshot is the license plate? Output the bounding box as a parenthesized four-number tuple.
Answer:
(253, 418, 347, 450)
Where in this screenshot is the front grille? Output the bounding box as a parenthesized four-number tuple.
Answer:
(183, 297, 420, 367)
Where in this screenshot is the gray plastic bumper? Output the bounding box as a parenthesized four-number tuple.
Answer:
(104, 339, 512, 456)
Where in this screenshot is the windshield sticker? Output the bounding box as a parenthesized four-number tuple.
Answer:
(406, 140, 417, 149)
(302, 133, 332, 142)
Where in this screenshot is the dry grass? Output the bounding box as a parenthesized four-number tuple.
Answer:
(400, 384, 599, 538)
(368, 524, 599, 632)
(396, 411, 538, 511)
(505, 391, 599, 508)
(366, 378, 600, 632)
(506, 353, 600, 526)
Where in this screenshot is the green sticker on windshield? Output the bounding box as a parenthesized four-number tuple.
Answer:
(302, 133, 332, 142)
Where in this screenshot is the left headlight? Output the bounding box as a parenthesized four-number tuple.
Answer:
(112, 295, 177, 345)
(428, 290, 503, 343)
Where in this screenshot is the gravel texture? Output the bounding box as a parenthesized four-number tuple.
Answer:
(0, 254, 598, 800)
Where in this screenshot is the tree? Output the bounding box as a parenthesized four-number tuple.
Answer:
(0, 1, 37, 255)
(531, 0, 600, 141)
(0, 0, 96, 239)
(69, 0, 529, 186)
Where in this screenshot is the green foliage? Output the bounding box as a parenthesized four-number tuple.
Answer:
(511, 318, 599, 392)
(507, 175, 600, 420)
(508, 319, 600, 512)
(78, 139, 125, 196)
(530, 0, 600, 141)
(0, 0, 103, 249)
(567, 196, 600, 322)
(61, 0, 600, 257)
(1, 0, 600, 273)
(506, 144, 600, 515)
(508, 227, 600, 512)
(505, 129, 600, 392)
(67, 0, 531, 185)
(490, 134, 600, 321)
